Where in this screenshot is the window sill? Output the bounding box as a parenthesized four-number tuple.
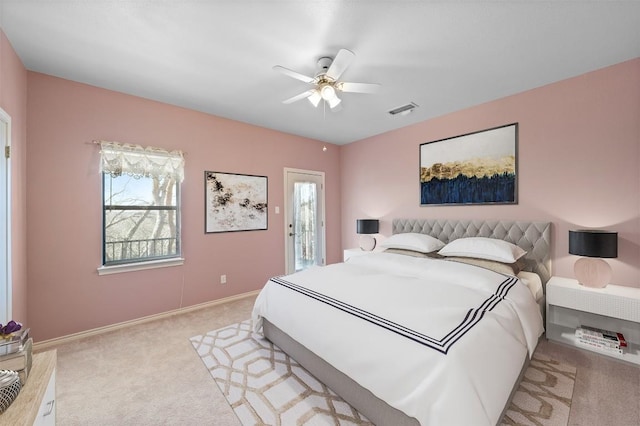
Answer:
(97, 257, 185, 276)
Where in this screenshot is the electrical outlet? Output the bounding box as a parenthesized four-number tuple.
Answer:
(220, 274, 227, 284)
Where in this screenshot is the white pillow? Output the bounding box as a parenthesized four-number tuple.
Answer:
(380, 233, 445, 253)
(438, 237, 527, 263)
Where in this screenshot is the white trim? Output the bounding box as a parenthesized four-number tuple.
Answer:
(0, 108, 12, 324)
(97, 257, 185, 275)
(33, 289, 261, 351)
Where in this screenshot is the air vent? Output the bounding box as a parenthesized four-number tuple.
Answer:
(388, 102, 418, 116)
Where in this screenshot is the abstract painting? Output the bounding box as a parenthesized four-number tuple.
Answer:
(205, 171, 268, 233)
(420, 123, 518, 206)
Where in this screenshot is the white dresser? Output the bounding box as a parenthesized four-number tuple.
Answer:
(1, 350, 56, 425)
(546, 276, 640, 365)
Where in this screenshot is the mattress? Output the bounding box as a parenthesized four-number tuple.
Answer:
(252, 252, 544, 425)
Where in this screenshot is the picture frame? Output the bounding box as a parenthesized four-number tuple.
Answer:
(205, 171, 268, 233)
(419, 123, 518, 206)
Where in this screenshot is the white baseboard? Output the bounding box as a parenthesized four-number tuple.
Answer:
(33, 290, 261, 352)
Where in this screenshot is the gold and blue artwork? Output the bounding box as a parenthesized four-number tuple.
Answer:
(420, 123, 518, 206)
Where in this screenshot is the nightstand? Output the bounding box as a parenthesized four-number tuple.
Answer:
(546, 276, 640, 365)
(343, 247, 383, 262)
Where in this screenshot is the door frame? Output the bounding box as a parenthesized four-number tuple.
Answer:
(0, 107, 12, 324)
(283, 167, 326, 274)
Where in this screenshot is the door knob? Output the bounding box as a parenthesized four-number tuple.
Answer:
(289, 232, 295, 237)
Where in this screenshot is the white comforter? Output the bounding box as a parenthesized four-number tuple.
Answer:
(252, 252, 544, 425)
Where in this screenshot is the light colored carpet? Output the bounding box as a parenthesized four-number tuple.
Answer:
(191, 319, 576, 426)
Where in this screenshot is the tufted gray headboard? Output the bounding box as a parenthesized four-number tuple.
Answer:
(392, 219, 552, 284)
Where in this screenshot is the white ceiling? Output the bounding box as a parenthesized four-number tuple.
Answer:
(1, 1, 639, 145)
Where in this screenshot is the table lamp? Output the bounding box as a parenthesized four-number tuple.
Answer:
(569, 229, 618, 288)
(357, 219, 379, 251)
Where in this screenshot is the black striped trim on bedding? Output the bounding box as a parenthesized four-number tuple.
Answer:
(269, 275, 519, 355)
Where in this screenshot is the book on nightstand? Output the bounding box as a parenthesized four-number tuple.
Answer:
(575, 326, 627, 353)
(576, 337, 624, 354)
(575, 325, 627, 346)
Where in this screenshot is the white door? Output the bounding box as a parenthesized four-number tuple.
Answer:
(0, 108, 11, 324)
(284, 168, 325, 274)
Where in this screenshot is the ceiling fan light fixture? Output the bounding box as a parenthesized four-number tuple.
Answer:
(320, 84, 337, 101)
(328, 96, 341, 109)
(307, 90, 321, 107)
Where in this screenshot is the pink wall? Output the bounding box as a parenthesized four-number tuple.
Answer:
(11, 41, 640, 342)
(26, 73, 342, 341)
(342, 58, 640, 288)
(0, 30, 28, 323)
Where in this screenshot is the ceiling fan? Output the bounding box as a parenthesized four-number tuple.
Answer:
(273, 49, 380, 110)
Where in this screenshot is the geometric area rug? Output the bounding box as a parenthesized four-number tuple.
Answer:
(190, 319, 371, 425)
(500, 352, 577, 426)
(191, 320, 576, 426)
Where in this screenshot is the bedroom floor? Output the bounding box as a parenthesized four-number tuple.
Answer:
(39, 293, 639, 426)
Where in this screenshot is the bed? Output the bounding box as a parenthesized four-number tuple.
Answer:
(252, 219, 551, 425)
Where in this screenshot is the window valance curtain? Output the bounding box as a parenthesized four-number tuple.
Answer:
(99, 141, 185, 182)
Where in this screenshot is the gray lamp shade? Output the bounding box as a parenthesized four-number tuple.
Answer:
(569, 230, 618, 258)
(356, 219, 379, 235)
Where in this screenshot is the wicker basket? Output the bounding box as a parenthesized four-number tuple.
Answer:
(0, 370, 21, 414)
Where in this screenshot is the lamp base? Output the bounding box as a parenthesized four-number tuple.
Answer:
(574, 257, 612, 288)
(358, 235, 377, 251)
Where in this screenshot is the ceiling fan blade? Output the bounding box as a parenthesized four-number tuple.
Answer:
(273, 65, 315, 84)
(282, 90, 316, 104)
(338, 82, 381, 94)
(325, 49, 354, 81)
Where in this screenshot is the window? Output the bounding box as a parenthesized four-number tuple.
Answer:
(293, 181, 318, 271)
(100, 141, 184, 267)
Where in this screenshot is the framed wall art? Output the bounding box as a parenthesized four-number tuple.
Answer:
(419, 123, 518, 206)
(205, 171, 268, 233)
